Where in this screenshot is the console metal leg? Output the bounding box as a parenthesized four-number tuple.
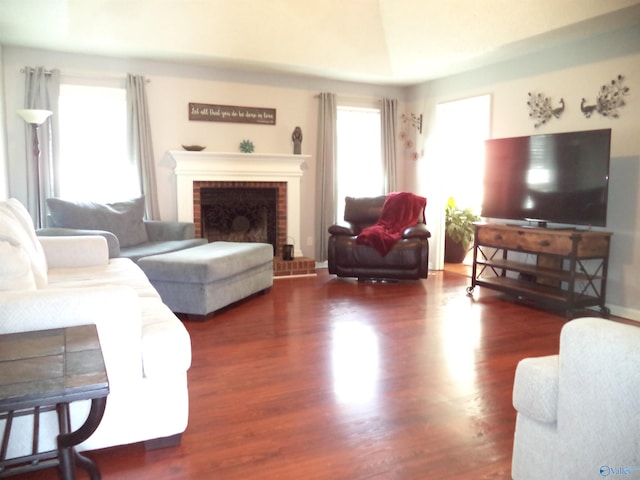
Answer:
(56, 402, 75, 480)
(56, 397, 107, 480)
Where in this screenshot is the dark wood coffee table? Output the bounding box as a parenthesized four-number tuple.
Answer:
(0, 324, 109, 479)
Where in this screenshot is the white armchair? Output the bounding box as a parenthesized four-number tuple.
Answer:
(512, 317, 640, 479)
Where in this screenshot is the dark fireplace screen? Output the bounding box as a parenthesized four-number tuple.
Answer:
(200, 187, 277, 254)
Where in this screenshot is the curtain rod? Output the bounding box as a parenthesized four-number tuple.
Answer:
(314, 93, 382, 102)
(21, 67, 52, 75)
(20, 67, 151, 82)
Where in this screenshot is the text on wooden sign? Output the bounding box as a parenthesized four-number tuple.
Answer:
(189, 103, 276, 125)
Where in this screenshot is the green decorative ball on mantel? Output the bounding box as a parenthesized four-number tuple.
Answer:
(239, 140, 255, 153)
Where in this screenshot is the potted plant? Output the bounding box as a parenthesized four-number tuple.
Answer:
(445, 197, 480, 263)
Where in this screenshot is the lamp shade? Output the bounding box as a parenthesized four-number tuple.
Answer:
(17, 109, 52, 125)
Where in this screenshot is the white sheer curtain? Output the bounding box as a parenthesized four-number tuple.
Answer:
(315, 92, 337, 262)
(381, 98, 398, 193)
(335, 106, 383, 220)
(126, 73, 159, 219)
(23, 66, 60, 227)
(58, 84, 134, 202)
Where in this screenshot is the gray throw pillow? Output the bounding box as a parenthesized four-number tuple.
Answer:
(47, 196, 149, 247)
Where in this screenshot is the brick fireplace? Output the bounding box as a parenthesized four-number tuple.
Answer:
(193, 180, 286, 257)
(170, 151, 315, 276)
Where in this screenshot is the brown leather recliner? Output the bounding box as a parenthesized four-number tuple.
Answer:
(327, 195, 431, 280)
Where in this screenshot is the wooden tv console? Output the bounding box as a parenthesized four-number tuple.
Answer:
(466, 223, 612, 317)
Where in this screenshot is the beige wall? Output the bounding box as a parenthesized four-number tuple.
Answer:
(2, 24, 640, 318)
(406, 25, 640, 319)
(1, 47, 407, 258)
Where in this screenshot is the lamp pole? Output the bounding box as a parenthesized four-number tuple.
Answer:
(17, 109, 53, 228)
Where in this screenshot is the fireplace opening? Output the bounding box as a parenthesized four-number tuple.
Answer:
(200, 187, 278, 254)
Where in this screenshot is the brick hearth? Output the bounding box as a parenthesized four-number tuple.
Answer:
(273, 256, 316, 277)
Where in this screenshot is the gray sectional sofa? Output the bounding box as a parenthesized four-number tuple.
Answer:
(36, 196, 274, 318)
(37, 196, 207, 261)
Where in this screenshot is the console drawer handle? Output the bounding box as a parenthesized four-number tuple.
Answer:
(539, 240, 551, 247)
(494, 234, 503, 240)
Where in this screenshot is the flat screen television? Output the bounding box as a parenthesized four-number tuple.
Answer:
(481, 128, 611, 227)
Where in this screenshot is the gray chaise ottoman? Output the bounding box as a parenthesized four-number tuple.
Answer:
(138, 241, 273, 319)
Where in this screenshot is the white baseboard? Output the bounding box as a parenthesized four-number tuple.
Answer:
(607, 304, 640, 323)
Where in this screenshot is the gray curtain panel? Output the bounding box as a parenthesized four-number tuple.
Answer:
(315, 92, 337, 262)
(126, 74, 159, 220)
(23, 66, 60, 228)
(381, 98, 398, 194)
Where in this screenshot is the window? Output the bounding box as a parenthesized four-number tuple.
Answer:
(58, 84, 138, 202)
(435, 94, 491, 212)
(430, 94, 491, 269)
(336, 105, 383, 219)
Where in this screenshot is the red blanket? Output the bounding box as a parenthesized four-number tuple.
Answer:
(356, 192, 426, 256)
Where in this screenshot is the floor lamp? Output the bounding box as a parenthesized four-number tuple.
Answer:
(17, 109, 53, 228)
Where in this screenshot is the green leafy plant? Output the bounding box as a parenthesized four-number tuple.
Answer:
(445, 196, 480, 248)
(239, 139, 255, 153)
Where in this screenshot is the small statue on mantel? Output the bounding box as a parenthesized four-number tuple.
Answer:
(292, 126, 303, 155)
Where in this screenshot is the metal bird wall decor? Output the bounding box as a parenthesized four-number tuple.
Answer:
(527, 92, 565, 128)
(581, 74, 630, 119)
(401, 112, 423, 134)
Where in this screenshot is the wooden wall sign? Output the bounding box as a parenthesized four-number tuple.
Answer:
(189, 103, 276, 125)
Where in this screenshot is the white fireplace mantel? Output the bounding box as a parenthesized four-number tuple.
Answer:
(169, 151, 310, 256)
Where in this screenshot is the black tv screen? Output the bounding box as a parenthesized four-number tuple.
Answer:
(482, 128, 611, 227)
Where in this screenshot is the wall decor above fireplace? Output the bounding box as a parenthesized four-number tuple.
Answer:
(188, 102, 276, 125)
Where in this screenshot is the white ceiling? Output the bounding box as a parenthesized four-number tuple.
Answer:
(1, 0, 640, 85)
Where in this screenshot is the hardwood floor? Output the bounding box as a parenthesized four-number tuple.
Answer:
(17, 269, 618, 479)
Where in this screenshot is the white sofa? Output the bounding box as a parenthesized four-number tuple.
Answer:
(0, 198, 191, 459)
(512, 317, 640, 480)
